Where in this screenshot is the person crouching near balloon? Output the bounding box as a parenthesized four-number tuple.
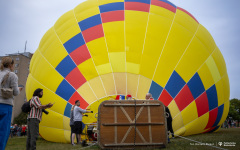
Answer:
(72, 100, 93, 146)
(26, 88, 54, 150)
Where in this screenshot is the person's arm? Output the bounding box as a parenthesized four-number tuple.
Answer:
(39, 103, 53, 109)
(9, 73, 20, 96)
(32, 97, 53, 109)
(78, 107, 93, 113)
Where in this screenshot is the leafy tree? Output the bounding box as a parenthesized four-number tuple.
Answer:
(228, 98, 240, 127)
(13, 112, 28, 125)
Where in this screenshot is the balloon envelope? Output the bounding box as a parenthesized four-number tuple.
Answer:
(26, 0, 230, 143)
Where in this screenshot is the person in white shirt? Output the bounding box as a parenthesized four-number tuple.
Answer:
(72, 100, 92, 146)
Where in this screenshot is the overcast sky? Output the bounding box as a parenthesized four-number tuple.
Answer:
(0, 0, 239, 99)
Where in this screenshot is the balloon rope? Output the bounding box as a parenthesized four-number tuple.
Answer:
(134, 99, 137, 150)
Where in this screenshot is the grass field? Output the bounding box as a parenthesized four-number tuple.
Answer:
(6, 128, 239, 150)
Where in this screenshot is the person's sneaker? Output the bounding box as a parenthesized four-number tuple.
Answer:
(172, 137, 175, 139)
(72, 143, 76, 146)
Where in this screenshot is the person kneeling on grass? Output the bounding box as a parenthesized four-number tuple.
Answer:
(26, 88, 54, 150)
(72, 100, 93, 146)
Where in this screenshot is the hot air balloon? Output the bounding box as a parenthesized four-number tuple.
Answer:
(26, 0, 230, 143)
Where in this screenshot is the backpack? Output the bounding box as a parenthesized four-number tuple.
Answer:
(21, 99, 32, 113)
(1, 72, 13, 99)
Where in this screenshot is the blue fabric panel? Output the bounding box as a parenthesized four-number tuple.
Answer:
(159, 0, 176, 8)
(0, 104, 12, 150)
(125, 0, 151, 4)
(213, 104, 224, 127)
(81, 122, 86, 132)
(99, 2, 124, 13)
(165, 71, 186, 98)
(206, 85, 218, 111)
(63, 33, 85, 54)
(56, 79, 75, 101)
(119, 95, 125, 100)
(187, 73, 205, 99)
(208, 126, 220, 133)
(64, 103, 72, 118)
(149, 81, 163, 100)
(56, 56, 76, 77)
(78, 14, 102, 31)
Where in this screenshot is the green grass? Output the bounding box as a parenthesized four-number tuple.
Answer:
(6, 128, 239, 150)
(6, 136, 98, 150)
(166, 128, 239, 150)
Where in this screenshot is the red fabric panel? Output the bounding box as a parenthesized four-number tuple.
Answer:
(204, 107, 218, 129)
(68, 91, 89, 109)
(65, 67, 86, 89)
(158, 89, 173, 106)
(101, 10, 124, 23)
(151, 0, 176, 13)
(125, 2, 150, 12)
(175, 85, 194, 111)
(82, 24, 104, 43)
(195, 92, 209, 117)
(177, 7, 199, 23)
(70, 44, 91, 66)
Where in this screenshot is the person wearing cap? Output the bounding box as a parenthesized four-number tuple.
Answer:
(72, 100, 93, 146)
(0, 57, 23, 149)
(126, 94, 133, 100)
(26, 88, 54, 150)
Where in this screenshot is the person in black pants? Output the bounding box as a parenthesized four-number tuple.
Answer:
(165, 106, 174, 142)
(70, 105, 79, 144)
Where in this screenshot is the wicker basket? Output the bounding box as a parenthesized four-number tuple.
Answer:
(98, 100, 168, 149)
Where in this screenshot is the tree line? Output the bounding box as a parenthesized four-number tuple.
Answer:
(228, 98, 240, 127)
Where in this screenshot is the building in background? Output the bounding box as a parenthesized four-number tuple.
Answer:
(0, 52, 33, 122)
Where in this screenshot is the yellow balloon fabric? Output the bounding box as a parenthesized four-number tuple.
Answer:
(26, 0, 230, 143)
